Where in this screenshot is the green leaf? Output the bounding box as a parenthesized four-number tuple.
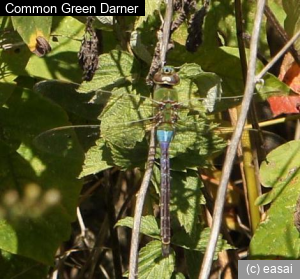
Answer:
(152, 169, 205, 235)
(172, 272, 185, 279)
(269, 0, 286, 27)
(116, 215, 160, 239)
(172, 226, 232, 255)
(99, 89, 153, 149)
(256, 140, 300, 206)
(185, 250, 203, 278)
(0, 142, 73, 265)
(80, 139, 113, 178)
(11, 16, 52, 54)
(0, 88, 84, 264)
(170, 118, 226, 168)
(130, 30, 152, 64)
(95, 16, 114, 31)
(0, 17, 31, 104)
(0, 250, 48, 279)
(250, 140, 300, 259)
(283, 0, 300, 50)
(177, 63, 224, 112)
(25, 16, 85, 82)
(135, 0, 162, 29)
(78, 50, 138, 93)
(136, 240, 175, 279)
(109, 140, 149, 170)
(33, 80, 103, 121)
(0, 73, 16, 107)
(171, 171, 204, 234)
(256, 73, 290, 98)
(170, 47, 290, 100)
(199, 1, 269, 58)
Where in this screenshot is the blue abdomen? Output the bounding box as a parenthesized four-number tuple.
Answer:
(156, 130, 174, 143)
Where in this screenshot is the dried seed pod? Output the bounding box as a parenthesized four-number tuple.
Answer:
(186, 4, 208, 52)
(33, 36, 51, 57)
(78, 16, 99, 81)
(171, 0, 196, 33)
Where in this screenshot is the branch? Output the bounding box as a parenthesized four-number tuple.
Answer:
(146, 0, 174, 82)
(160, 0, 174, 65)
(128, 127, 156, 279)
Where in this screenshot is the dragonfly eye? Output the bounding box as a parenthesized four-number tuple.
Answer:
(162, 66, 174, 74)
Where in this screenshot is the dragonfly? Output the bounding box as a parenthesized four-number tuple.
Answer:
(152, 66, 184, 256)
(34, 65, 283, 257)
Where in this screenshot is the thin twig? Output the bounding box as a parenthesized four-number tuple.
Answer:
(128, 128, 156, 278)
(146, 0, 174, 83)
(76, 215, 109, 279)
(160, 0, 174, 66)
(199, 1, 266, 278)
(256, 30, 300, 81)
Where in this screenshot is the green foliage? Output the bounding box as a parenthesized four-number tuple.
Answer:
(283, 0, 300, 50)
(0, 17, 30, 105)
(11, 16, 52, 52)
(0, 250, 48, 279)
(116, 215, 160, 239)
(250, 141, 300, 259)
(25, 16, 85, 82)
(152, 167, 205, 234)
(0, 87, 84, 266)
(78, 50, 140, 92)
(135, 0, 162, 28)
(116, 215, 233, 261)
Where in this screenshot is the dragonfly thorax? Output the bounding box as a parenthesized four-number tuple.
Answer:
(153, 67, 180, 140)
(155, 101, 179, 128)
(153, 87, 179, 103)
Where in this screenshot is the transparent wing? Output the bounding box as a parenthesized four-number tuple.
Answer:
(34, 80, 104, 121)
(33, 125, 101, 159)
(168, 114, 286, 170)
(33, 112, 286, 175)
(34, 79, 287, 125)
(33, 80, 159, 122)
(33, 79, 287, 165)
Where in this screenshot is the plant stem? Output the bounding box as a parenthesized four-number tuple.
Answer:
(234, 0, 262, 233)
(128, 128, 156, 278)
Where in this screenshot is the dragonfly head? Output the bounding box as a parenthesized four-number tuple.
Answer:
(153, 66, 180, 86)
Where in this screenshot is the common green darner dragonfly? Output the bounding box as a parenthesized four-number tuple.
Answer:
(33, 64, 280, 257)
